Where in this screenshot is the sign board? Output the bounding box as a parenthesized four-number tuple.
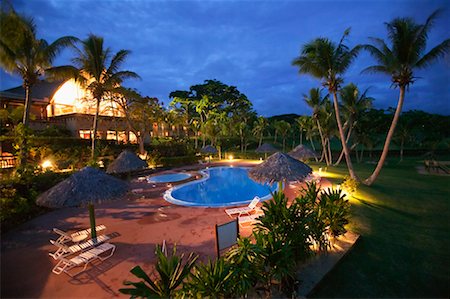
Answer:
(215, 219, 239, 257)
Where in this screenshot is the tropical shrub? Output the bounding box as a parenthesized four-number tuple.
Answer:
(119, 243, 198, 298)
(256, 191, 312, 261)
(319, 188, 351, 238)
(341, 175, 359, 195)
(0, 170, 68, 233)
(181, 258, 235, 298)
(224, 237, 262, 296)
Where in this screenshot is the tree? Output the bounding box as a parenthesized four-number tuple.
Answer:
(252, 116, 268, 147)
(273, 120, 291, 151)
(293, 29, 361, 180)
(295, 116, 309, 146)
(114, 88, 163, 155)
(0, 6, 75, 126)
(362, 10, 450, 185)
(303, 88, 330, 164)
(334, 83, 373, 166)
(48, 34, 140, 159)
(0, 6, 75, 170)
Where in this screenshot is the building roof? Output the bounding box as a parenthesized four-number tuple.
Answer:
(0, 80, 64, 103)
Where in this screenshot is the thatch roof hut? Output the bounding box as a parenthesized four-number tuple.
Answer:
(200, 145, 218, 154)
(255, 143, 277, 153)
(36, 167, 129, 208)
(248, 152, 312, 185)
(106, 150, 147, 174)
(288, 144, 318, 160)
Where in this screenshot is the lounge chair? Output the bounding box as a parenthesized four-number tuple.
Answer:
(225, 196, 260, 217)
(52, 243, 116, 277)
(238, 212, 263, 227)
(51, 225, 106, 244)
(49, 234, 111, 260)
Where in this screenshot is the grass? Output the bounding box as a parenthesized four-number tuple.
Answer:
(308, 156, 450, 298)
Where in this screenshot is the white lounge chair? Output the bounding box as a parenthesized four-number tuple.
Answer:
(51, 225, 106, 244)
(225, 196, 261, 218)
(238, 212, 264, 227)
(49, 234, 111, 260)
(52, 243, 116, 277)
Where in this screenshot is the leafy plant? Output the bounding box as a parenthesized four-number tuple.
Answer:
(182, 258, 234, 298)
(224, 237, 262, 296)
(341, 175, 359, 195)
(120, 243, 198, 298)
(320, 188, 350, 238)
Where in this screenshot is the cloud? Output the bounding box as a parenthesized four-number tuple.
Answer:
(1, 0, 449, 117)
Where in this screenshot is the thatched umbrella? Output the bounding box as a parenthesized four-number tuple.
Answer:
(36, 167, 129, 238)
(106, 150, 147, 174)
(36, 167, 129, 208)
(288, 144, 318, 161)
(255, 143, 277, 159)
(201, 145, 217, 162)
(248, 152, 312, 190)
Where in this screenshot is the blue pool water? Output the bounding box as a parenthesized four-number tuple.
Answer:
(147, 173, 191, 183)
(164, 167, 276, 207)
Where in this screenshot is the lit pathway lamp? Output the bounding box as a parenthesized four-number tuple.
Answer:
(248, 152, 313, 193)
(288, 144, 318, 162)
(200, 145, 218, 163)
(255, 143, 277, 160)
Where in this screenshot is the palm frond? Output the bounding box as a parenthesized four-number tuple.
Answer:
(107, 49, 131, 74)
(415, 39, 450, 68)
(361, 65, 390, 75)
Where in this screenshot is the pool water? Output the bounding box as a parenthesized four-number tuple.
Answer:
(164, 167, 276, 207)
(147, 173, 191, 183)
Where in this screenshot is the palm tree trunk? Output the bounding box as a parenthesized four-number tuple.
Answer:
(316, 120, 329, 165)
(332, 92, 358, 180)
(300, 130, 303, 145)
(91, 98, 101, 160)
(22, 84, 31, 126)
(327, 137, 333, 164)
(334, 124, 353, 166)
(364, 87, 405, 186)
(400, 140, 404, 162)
(259, 133, 263, 147)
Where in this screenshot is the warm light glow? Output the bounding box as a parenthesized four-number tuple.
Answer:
(259, 157, 263, 161)
(229, 155, 234, 161)
(41, 160, 53, 169)
(47, 79, 125, 117)
(319, 171, 344, 179)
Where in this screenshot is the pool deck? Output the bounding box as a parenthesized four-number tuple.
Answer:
(1, 160, 350, 298)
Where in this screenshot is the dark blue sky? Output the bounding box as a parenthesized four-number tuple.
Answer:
(1, 0, 449, 116)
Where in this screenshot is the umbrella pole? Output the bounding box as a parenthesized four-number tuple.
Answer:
(278, 181, 283, 193)
(88, 203, 97, 239)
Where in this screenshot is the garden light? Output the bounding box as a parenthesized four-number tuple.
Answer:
(229, 155, 234, 161)
(41, 160, 53, 170)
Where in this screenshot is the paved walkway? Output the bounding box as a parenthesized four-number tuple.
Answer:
(1, 161, 335, 298)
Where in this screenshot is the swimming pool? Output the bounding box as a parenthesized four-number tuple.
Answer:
(147, 173, 191, 183)
(164, 166, 277, 207)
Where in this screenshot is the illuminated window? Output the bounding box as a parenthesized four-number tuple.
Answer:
(79, 130, 92, 139)
(129, 131, 137, 143)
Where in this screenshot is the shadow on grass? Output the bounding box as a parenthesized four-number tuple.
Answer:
(352, 196, 416, 220)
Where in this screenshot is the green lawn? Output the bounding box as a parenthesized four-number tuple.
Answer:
(309, 156, 450, 298)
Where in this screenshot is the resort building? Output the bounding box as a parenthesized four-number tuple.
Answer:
(0, 80, 173, 142)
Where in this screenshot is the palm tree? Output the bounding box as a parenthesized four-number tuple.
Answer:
(303, 88, 329, 164)
(362, 10, 450, 185)
(295, 116, 309, 146)
(334, 83, 373, 165)
(48, 34, 140, 159)
(293, 29, 360, 180)
(252, 116, 268, 147)
(274, 120, 291, 151)
(0, 7, 75, 127)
